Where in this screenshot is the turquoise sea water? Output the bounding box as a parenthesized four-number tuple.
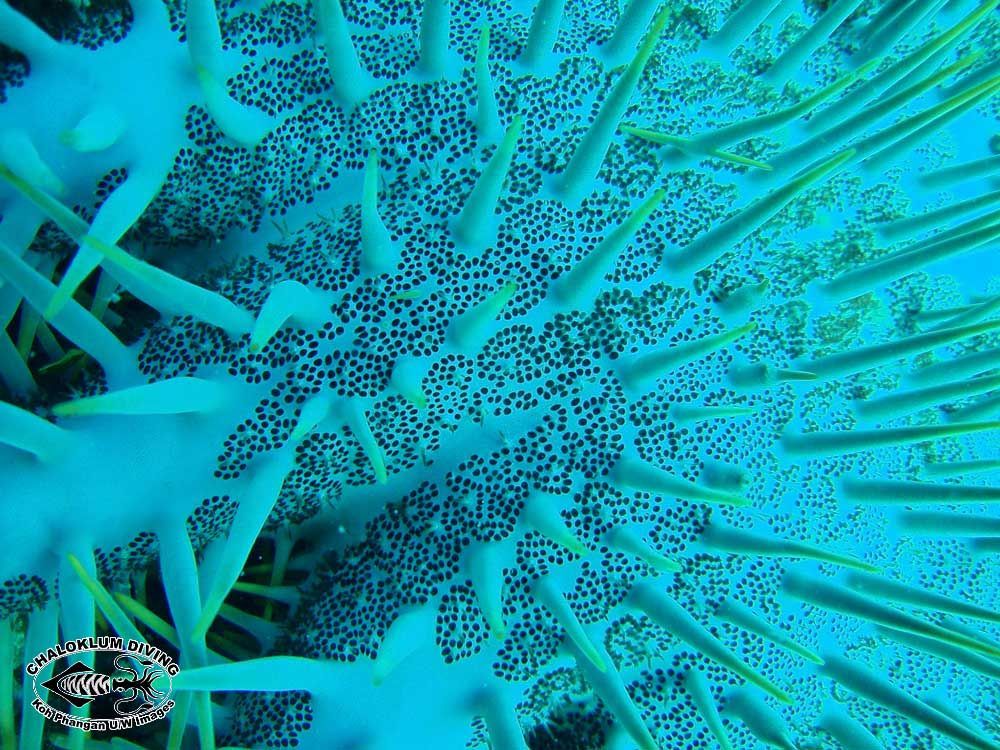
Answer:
(1, 0, 999, 748)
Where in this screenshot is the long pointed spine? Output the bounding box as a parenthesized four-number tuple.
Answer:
(784, 421, 1000, 458)
(930, 293, 1000, 333)
(621, 322, 754, 392)
(361, 148, 399, 275)
(668, 149, 853, 275)
(191, 455, 291, 641)
(671, 404, 756, 423)
(702, 522, 876, 572)
(467, 542, 507, 638)
(520, 0, 566, 67)
(46, 157, 172, 319)
(0, 401, 74, 461)
(862, 76, 1000, 172)
(818, 706, 887, 750)
(553, 189, 665, 306)
(52, 377, 228, 418)
(854, 0, 945, 65)
(476, 687, 529, 750)
(0, 2, 64, 68)
(66, 553, 144, 643)
(614, 455, 746, 506)
(877, 626, 1000, 681)
(419, 0, 451, 78)
(448, 281, 518, 351)
(818, 655, 996, 750)
(622, 127, 774, 170)
(454, 117, 523, 249)
(819, 219, 1000, 304)
(856, 374, 1000, 421)
(171, 656, 326, 693)
(19, 604, 58, 750)
(920, 153, 1000, 188)
(838, 477, 1000, 504)
(533, 577, 606, 671)
(0, 165, 254, 335)
(948, 393, 1000, 423)
(606, 526, 682, 573)
(389, 355, 429, 408)
(476, 27, 501, 141)
(567, 637, 658, 750)
(250, 280, 328, 352)
(764, 0, 864, 83)
(919, 459, 1000, 479)
(700, 61, 875, 149)
(724, 690, 797, 750)
(684, 669, 734, 750)
(915, 322, 1000, 361)
(783, 571, 1000, 658)
(343, 399, 388, 484)
(291, 393, 333, 440)
(716, 598, 823, 664)
(601, 0, 662, 63)
(775, 54, 978, 173)
(796, 318, 1000, 380)
(879, 189, 1000, 241)
(846, 571, 1000, 626)
(522, 494, 587, 554)
(809, 0, 996, 131)
(702, 0, 782, 58)
(315, 0, 371, 106)
(629, 582, 792, 704)
(0, 330, 33, 396)
(555, 6, 669, 201)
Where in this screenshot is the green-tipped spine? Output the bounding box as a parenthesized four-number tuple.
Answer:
(476, 27, 501, 141)
(784, 571, 1000, 660)
(716, 598, 823, 664)
(614, 455, 746, 506)
(52, 377, 228, 418)
(0, 396, 74, 461)
(534, 576, 606, 672)
(343, 399, 388, 484)
(724, 690, 798, 750)
(601, 0, 662, 62)
(856, 374, 1000, 421)
(553, 189, 665, 306)
(520, 0, 566, 67)
(702, 522, 877, 572)
(763, 0, 864, 83)
(622, 322, 755, 392)
(846, 571, 1000, 626)
(454, 117, 523, 249)
(630, 582, 792, 704)
(783, 421, 1000, 458)
(315, 0, 372, 106)
(684, 669, 734, 750)
(668, 150, 854, 275)
(797, 318, 1000, 380)
(555, 6, 669, 201)
(250, 280, 328, 353)
(419, 0, 451, 78)
(818, 655, 996, 750)
(837, 477, 1000, 504)
(361, 148, 399, 275)
(448, 281, 518, 351)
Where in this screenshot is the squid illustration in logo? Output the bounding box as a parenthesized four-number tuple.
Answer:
(41, 655, 167, 716)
